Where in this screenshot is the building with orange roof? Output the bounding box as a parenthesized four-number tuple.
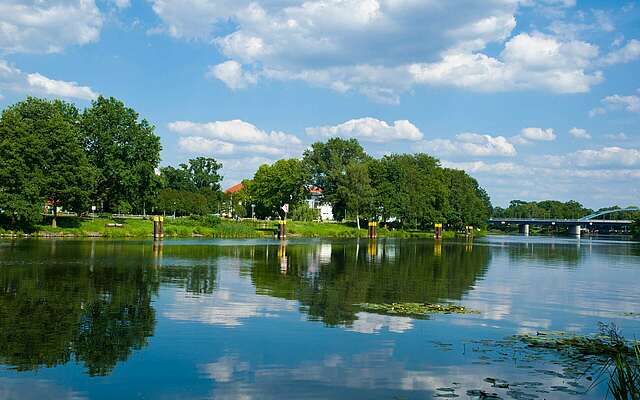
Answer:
(224, 182, 244, 194)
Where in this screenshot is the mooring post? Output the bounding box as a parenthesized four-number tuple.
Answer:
(278, 220, 287, 240)
(368, 221, 377, 239)
(153, 216, 159, 240)
(434, 223, 443, 240)
(466, 226, 474, 237)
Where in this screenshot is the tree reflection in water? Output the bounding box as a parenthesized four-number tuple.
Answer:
(0, 240, 158, 376)
(0, 238, 490, 375)
(250, 239, 491, 326)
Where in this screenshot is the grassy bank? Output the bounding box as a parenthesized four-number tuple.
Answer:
(0, 216, 479, 239)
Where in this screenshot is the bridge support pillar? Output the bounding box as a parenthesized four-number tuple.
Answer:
(570, 225, 581, 237)
(519, 224, 530, 236)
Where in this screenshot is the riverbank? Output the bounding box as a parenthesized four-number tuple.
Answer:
(0, 217, 472, 239)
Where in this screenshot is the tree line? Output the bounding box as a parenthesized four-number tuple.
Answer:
(0, 97, 228, 228)
(493, 200, 640, 221)
(236, 138, 493, 229)
(0, 97, 492, 230)
(0, 97, 161, 227)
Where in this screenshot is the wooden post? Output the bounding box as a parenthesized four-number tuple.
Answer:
(153, 216, 159, 240)
(434, 223, 443, 240)
(368, 221, 379, 239)
(278, 220, 286, 240)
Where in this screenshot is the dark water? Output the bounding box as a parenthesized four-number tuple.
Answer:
(0, 237, 639, 399)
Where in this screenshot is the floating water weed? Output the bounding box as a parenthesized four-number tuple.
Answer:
(357, 302, 479, 318)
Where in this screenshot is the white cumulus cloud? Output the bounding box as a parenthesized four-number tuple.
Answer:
(0, 0, 103, 54)
(602, 94, 640, 113)
(540, 146, 640, 168)
(569, 127, 591, 139)
(512, 127, 556, 144)
(169, 119, 302, 158)
(26, 73, 97, 100)
(419, 133, 517, 158)
(602, 39, 640, 65)
(0, 59, 98, 100)
(306, 118, 423, 143)
(207, 61, 258, 90)
(178, 137, 236, 155)
(168, 119, 302, 145)
(150, 1, 610, 102)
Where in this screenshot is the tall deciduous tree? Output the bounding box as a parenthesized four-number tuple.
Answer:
(249, 159, 310, 219)
(0, 98, 95, 227)
(82, 96, 161, 213)
(337, 161, 374, 229)
(303, 138, 369, 218)
(370, 153, 448, 229)
(188, 157, 223, 191)
(161, 157, 223, 192)
(441, 168, 492, 229)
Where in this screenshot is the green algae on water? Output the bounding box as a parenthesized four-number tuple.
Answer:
(357, 302, 479, 318)
(518, 330, 635, 359)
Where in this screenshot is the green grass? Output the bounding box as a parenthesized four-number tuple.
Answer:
(0, 216, 483, 239)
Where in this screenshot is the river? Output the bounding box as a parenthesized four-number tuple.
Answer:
(0, 236, 639, 399)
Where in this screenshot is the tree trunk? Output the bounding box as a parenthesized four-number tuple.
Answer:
(356, 213, 360, 230)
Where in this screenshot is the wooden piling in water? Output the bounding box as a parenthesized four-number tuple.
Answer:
(434, 223, 443, 240)
(367, 221, 378, 239)
(278, 220, 287, 240)
(153, 216, 159, 240)
(153, 216, 164, 240)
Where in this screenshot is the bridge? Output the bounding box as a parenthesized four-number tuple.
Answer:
(488, 207, 639, 236)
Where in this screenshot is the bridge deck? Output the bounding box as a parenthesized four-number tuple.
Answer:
(489, 218, 632, 226)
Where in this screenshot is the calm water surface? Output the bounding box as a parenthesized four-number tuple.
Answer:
(0, 236, 639, 399)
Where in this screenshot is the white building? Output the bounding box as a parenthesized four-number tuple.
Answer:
(306, 188, 334, 221)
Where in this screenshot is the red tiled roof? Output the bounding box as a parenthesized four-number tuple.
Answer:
(309, 187, 323, 194)
(225, 183, 244, 194)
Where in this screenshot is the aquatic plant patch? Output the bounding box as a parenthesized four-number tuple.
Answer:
(356, 302, 479, 318)
(518, 330, 636, 360)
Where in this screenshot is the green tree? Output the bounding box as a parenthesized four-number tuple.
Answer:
(441, 168, 492, 229)
(157, 189, 209, 216)
(249, 159, 310, 219)
(188, 157, 223, 191)
(336, 161, 374, 229)
(496, 200, 592, 219)
(370, 154, 447, 229)
(303, 138, 369, 218)
(82, 96, 161, 213)
(161, 157, 223, 192)
(290, 203, 320, 222)
(0, 98, 95, 227)
(160, 166, 194, 192)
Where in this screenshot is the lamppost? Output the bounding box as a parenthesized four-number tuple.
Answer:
(173, 201, 176, 219)
(252, 204, 256, 220)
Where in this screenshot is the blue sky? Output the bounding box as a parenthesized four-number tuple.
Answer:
(0, 0, 639, 208)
